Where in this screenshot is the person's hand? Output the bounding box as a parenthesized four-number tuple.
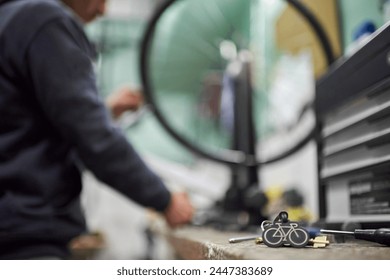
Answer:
(164, 192, 194, 228)
(106, 87, 143, 119)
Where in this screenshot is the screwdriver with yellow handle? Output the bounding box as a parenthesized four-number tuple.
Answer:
(320, 228, 390, 246)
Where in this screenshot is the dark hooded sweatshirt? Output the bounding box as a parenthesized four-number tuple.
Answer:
(0, 0, 170, 259)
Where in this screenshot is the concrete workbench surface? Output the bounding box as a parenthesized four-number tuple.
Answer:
(163, 226, 390, 260)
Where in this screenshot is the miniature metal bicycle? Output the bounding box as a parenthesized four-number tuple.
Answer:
(261, 211, 310, 248)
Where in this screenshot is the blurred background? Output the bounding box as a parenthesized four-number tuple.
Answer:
(78, 0, 390, 259)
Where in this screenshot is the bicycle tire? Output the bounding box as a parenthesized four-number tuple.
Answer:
(140, 0, 335, 166)
(287, 227, 310, 248)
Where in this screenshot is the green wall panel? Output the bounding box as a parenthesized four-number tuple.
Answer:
(339, 0, 384, 52)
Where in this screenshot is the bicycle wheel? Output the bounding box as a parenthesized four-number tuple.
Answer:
(287, 227, 310, 248)
(262, 226, 284, 248)
(140, 0, 335, 166)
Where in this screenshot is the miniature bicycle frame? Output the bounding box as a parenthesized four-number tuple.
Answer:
(261, 211, 310, 248)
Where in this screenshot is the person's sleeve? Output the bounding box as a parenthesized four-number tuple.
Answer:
(25, 17, 171, 212)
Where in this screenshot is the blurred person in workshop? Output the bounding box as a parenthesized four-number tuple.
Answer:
(0, 0, 194, 259)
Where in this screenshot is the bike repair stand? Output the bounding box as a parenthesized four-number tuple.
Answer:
(193, 53, 268, 232)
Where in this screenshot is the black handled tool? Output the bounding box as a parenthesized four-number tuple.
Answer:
(320, 228, 390, 246)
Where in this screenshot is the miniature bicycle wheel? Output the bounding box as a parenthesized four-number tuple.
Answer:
(262, 226, 284, 248)
(287, 227, 310, 248)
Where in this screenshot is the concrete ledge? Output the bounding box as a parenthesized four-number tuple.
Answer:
(163, 226, 390, 260)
